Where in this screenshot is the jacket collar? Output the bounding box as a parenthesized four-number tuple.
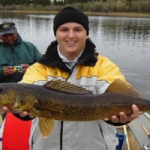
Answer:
(38, 38, 98, 72)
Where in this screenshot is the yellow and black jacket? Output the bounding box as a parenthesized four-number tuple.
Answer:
(19, 39, 127, 150)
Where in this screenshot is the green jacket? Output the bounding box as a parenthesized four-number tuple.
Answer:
(0, 34, 42, 83)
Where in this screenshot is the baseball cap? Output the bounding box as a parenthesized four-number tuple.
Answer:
(0, 22, 17, 36)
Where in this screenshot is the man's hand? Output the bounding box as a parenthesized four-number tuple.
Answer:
(20, 64, 30, 74)
(104, 104, 142, 123)
(1, 106, 34, 118)
(3, 66, 15, 76)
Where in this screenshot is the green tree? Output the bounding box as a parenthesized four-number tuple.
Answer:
(24, 0, 31, 5)
(1, 0, 7, 6)
(42, 0, 50, 5)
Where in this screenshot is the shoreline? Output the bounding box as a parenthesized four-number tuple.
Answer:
(1, 10, 150, 18)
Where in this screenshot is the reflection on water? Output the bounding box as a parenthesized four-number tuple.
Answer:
(0, 12, 150, 98)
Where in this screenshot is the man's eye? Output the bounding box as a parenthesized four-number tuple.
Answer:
(61, 29, 67, 32)
(76, 28, 82, 32)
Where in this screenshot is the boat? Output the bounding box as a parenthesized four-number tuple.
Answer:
(117, 113, 150, 150)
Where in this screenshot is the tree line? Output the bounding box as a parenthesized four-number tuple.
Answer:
(0, 0, 148, 6)
(0, 0, 150, 13)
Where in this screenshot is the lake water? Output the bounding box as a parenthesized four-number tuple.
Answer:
(0, 12, 150, 98)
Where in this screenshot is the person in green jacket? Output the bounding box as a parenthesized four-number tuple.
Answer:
(0, 21, 42, 121)
(0, 21, 42, 83)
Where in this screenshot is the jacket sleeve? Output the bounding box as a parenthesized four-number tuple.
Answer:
(104, 120, 130, 126)
(32, 45, 42, 61)
(0, 67, 6, 81)
(97, 56, 126, 83)
(97, 56, 131, 125)
(20, 62, 47, 83)
(13, 113, 34, 121)
(23, 41, 42, 63)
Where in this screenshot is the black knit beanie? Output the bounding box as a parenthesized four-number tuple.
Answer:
(53, 7, 89, 36)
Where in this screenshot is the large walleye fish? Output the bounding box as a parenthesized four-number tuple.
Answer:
(0, 79, 149, 137)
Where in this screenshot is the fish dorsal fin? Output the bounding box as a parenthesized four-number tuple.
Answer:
(44, 80, 92, 94)
(38, 117, 55, 138)
(106, 79, 142, 97)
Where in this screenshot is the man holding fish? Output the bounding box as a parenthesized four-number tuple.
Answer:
(1, 7, 141, 150)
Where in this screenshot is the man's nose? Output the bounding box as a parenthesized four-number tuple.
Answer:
(68, 30, 75, 38)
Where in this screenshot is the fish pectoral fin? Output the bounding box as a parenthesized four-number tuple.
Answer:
(106, 79, 142, 97)
(38, 117, 55, 138)
(44, 80, 92, 94)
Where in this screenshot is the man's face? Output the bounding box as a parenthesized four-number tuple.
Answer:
(1, 32, 18, 45)
(55, 22, 88, 61)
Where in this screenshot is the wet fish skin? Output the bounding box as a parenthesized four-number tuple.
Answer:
(30, 91, 147, 120)
(0, 79, 149, 137)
